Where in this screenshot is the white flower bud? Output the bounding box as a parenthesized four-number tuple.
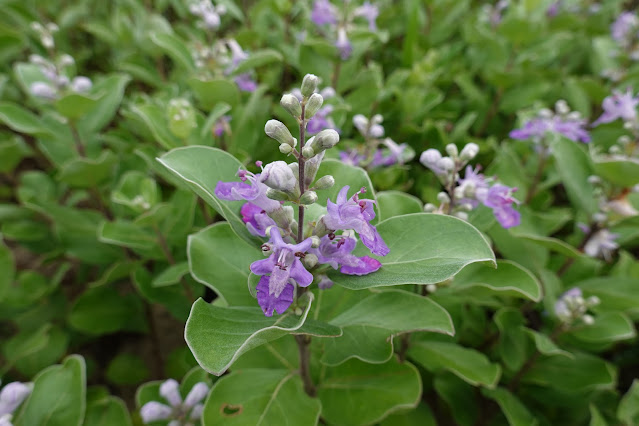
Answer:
(437, 157, 455, 172)
(140, 402, 172, 423)
(618, 135, 631, 145)
(311, 236, 321, 248)
(281, 93, 302, 118)
(455, 211, 469, 221)
(460, 143, 479, 161)
(586, 296, 600, 306)
(301, 74, 320, 97)
(302, 145, 315, 158)
(538, 108, 554, 118)
(288, 162, 299, 177)
(454, 186, 465, 199)
(159, 379, 182, 407)
(71, 76, 92, 93)
(314, 175, 335, 190)
(567, 111, 581, 121)
(309, 129, 339, 153)
(262, 161, 297, 192)
(437, 192, 451, 204)
(305, 93, 324, 119)
(266, 188, 290, 201)
(420, 149, 442, 167)
(582, 314, 595, 325)
(59, 54, 75, 67)
(300, 191, 318, 205)
(426, 284, 437, 293)
(555, 99, 569, 115)
(302, 253, 318, 268)
(265, 120, 296, 147)
(279, 143, 293, 154)
(30, 82, 56, 99)
(424, 203, 437, 212)
(445, 143, 459, 158)
(184, 382, 209, 407)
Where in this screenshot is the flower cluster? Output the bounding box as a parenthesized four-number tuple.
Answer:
(554, 288, 600, 326)
(28, 54, 92, 101)
(339, 114, 414, 169)
(420, 143, 521, 228)
(0, 381, 32, 426)
(592, 88, 639, 130)
(215, 74, 387, 316)
(509, 100, 591, 145)
(140, 379, 209, 426)
(192, 38, 257, 92)
(311, 0, 379, 60)
(189, 0, 227, 30)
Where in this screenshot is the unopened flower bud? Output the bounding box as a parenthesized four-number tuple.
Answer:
(281, 94, 302, 118)
(266, 188, 290, 201)
(454, 186, 465, 199)
(314, 175, 335, 190)
(279, 143, 293, 154)
(300, 191, 318, 205)
(460, 143, 479, 161)
(288, 162, 299, 177)
(567, 111, 581, 121)
(538, 108, 553, 118)
(184, 382, 209, 408)
(437, 192, 451, 204)
(426, 284, 437, 293)
(437, 157, 455, 172)
(420, 149, 442, 168)
(71, 76, 92, 93)
(265, 119, 296, 147)
(582, 314, 594, 325)
(302, 145, 315, 158)
(555, 99, 569, 115)
(305, 93, 324, 118)
(309, 129, 339, 153)
(262, 161, 297, 192)
(445, 143, 459, 158)
(30, 82, 56, 99)
(311, 236, 321, 248)
(302, 253, 318, 268)
(301, 74, 320, 97)
(455, 211, 469, 221)
(424, 203, 437, 212)
(586, 296, 600, 306)
(160, 379, 182, 407)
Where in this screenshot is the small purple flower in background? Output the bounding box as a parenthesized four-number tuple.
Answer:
(234, 73, 258, 92)
(592, 89, 639, 126)
(224, 39, 258, 92)
(480, 184, 521, 229)
(311, 234, 381, 275)
(546, 1, 561, 17)
(339, 149, 367, 166)
(190, 0, 227, 30)
(213, 115, 231, 137)
(354, 1, 379, 31)
(292, 87, 338, 134)
(336, 27, 353, 60)
(311, 0, 338, 26)
(140, 379, 209, 425)
(0, 381, 32, 424)
(611, 12, 638, 46)
(250, 228, 313, 316)
(353, 114, 384, 139)
(322, 186, 389, 256)
(509, 101, 591, 144)
(487, 0, 509, 27)
(583, 229, 619, 261)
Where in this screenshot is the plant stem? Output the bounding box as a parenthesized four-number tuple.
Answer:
(154, 225, 195, 302)
(69, 121, 86, 157)
(398, 334, 410, 363)
(525, 152, 548, 204)
(295, 334, 317, 396)
(297, 103, 307, 243)
(507, 326, 563, 392)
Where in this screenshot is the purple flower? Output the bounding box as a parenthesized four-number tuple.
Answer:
(546, 1, 561, 17)
(141, 379, 210, 424)
(336, 27, 353, 60)
(317, 274, 334, 289)
(353, 114, 384, 139)
(339, 149, 366, 166)
(457, 165, 490, 208)
(592, 89, 639, 126)
(509, 116, 590, 143)
(241, 203, 276, 237)
(311, 0, 338, 26)
(0, 382, 31, 417)
(369, 139, 412, 167)
(354, 1, 379, 31)
(256, 275, 294, 316)
(311, 235, 381, 275)
(215, 169, 281, 213)
(227, 39, 249, 66)
(583, 229, 619, 261)
(611, 12, 638, 44)
(552, 117, 591, 143)
(307, 105, 337, 134)
(509, 118, 553, 141)
(214, 115, 231, 137)
(554, 287, 582, 319)
(250, 228, 313, 316)
(235, 73, 257, 92)
(481, 184, 521, 228)
(323, 186, 389, 256)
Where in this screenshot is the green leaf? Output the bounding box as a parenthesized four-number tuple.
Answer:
(593, 157, 639, 187)
(481, 387, 538, 426)
(3, 324, 51, 364)
(618, 380, 639, 426)
(158, 146, 259, 245)
(185, 296, 340, 375)
(331, 213, 495, 289)
(568, 312, 636, 344)
(452, 260, 543, 301)
(83, 396, 132, 426)
(376, 190, 423, 219)
(15, 355, 86, 426)
(188, 222, 259, 306)
(549, 135, 597, 215)
(152, 262, 190, 287)
(106, 353, 149, 385)
(12, 326, 70, 377)
(408, 340, 501, 387)
(514, 233, 584, 258)
(57, 150, 117, 188)
(128, 104, 182, 150)
(98, 220, 163, 259)
(0, 137, 31, 173)
(318, 358, 421, 426)
(524, 329, 574, 359)
(494, 308, 528, 371)
(54, 92, 101, 119)
(322, 289, 454, 365)
(150, 32, 195, 70)
(577, 277, 639, 315)
(379, 404, 437, 426)
(0, 236, 15, 301)
(189, 78, 240, 110)
(232, 49, 283, 75)
(523, 352, 616, 391)
(202, 369, 321, 425)
(0, 102, 52, 136)
(69, 286, 146, 335)
(590, 404, 608, 426)
(78, 74, 130, 134)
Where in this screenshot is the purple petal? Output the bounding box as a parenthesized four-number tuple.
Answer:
(341, 256, 382, 275)
(290, 258, 313, 287)
(256, 276, 294, 316)
(140, 402, 172, 423)
(215, 181, 251, 200)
